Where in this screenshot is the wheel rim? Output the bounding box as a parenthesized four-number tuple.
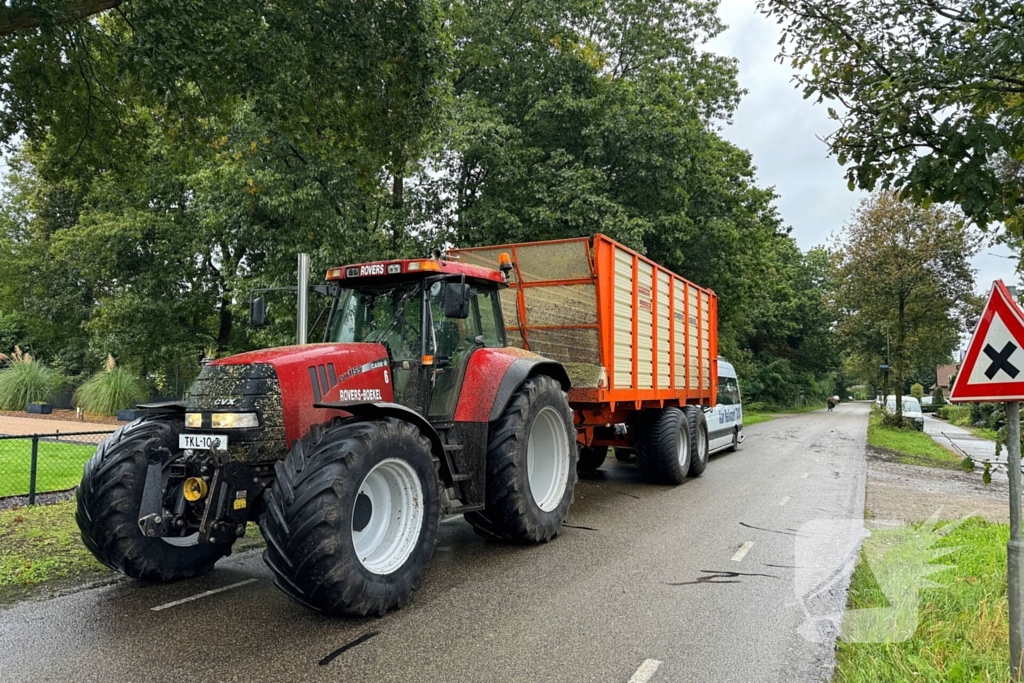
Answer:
(162, 533, 200, 547)
(698, 424, 708, 463)
(352, 458, 425, 575)
(527, 406, 571, 512)
(677, 423, 690, 467)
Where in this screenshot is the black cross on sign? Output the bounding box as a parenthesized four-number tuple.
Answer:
(984, 341, 1020, 380)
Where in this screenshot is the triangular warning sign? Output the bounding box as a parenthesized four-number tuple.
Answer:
(950, 280, 1024, 402)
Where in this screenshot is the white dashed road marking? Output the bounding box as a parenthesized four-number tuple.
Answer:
(801, 472, 810, 479)
(628, 659, 662, 683)
(778, 496, 791, 506)
(731, 541, 754, 562)
(150, 579, 258, 612)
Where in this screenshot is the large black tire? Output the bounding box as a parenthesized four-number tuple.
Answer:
(634, 407, 690, 485)
(75, 417, 231, 582)
(465, 375, 576, 543)
(261, 417, 440, 617)
(577, 445, 608, 473)
(684, 406, 709, 477)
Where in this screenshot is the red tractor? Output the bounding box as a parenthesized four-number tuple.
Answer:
(75, 254, 576, 616)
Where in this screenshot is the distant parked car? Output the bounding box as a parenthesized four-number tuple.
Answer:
(883, 396, 924, 431)
(920, 396, 933, 406)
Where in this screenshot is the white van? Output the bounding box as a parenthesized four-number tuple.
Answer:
(708, 358, 744, 453)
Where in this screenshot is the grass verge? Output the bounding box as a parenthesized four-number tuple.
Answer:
(0, 500, 265, 605)
(744, 412, 775, 427)
(867, 412, 962, 469)
(0, 440, 97, 497)
(835, 518, 1008, 682)
(0, 500, 106, 604)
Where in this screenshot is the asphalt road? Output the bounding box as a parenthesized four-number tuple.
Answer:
(0, 403, 868, 683)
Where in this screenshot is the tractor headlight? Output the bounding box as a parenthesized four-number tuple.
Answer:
(185, 412, 202, 429)
(210, 412, 260, 429)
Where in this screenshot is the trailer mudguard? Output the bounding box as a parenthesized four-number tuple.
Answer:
(453, 348, 570, 423)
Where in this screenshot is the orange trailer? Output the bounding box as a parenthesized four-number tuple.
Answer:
(452, 234, 718, 450)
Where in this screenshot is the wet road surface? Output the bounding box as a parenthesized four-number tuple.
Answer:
(0, 403, 868, 683)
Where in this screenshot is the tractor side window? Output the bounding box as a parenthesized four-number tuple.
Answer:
(476, 289, 505, 347)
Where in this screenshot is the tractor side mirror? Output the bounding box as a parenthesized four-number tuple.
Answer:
(443, 282, 471, 319)
(251, 296, 267, 328)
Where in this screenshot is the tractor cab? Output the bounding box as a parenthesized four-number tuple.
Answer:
(321, 256, 510, 421)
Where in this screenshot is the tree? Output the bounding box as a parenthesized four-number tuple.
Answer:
(834, 192, 977, 420)
(910, 383, 924, 399)
(932, 386, 945, 407)
(760, 0, 1024, 231)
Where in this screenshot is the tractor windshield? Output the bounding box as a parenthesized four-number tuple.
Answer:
(329, 283, 423, 362)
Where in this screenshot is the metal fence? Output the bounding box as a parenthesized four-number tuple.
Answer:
(0, 430, 115, 504)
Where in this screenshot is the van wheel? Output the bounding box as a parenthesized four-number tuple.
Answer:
(577, 446, 607, 473)
(614, 447, 634, 463)
(727, 428, 740, 452)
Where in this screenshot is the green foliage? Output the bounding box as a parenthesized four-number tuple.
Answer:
(931, 387, 945, 407)
(0, 0, 842, 406)
(762, 0, 1024, 234)
(834, 193, 977, 417)
(73, 365, 148, 416)
(0, 349, 62, 410)
(910, 383, 924, 399)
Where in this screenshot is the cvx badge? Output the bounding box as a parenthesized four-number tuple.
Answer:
(214, 398, 238, 407)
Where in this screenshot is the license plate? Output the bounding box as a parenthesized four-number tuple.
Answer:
(179, 434, 228, 451)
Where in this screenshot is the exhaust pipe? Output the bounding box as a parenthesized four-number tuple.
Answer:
(297, 253, 310, 344)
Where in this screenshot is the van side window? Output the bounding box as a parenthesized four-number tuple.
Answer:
(717, 377, 734, 406)
(717, 377, 740, 406)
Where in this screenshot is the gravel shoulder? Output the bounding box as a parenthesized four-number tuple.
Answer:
(865, 446, 1010, 523)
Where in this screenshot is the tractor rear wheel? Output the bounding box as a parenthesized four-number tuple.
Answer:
(683, 406, 709, 477)
(634, 407, 691, 485)
(465, 375, 576, 543)
(261, 417, 440, 616)
(75, 417, 232, 582)
(577, 446, 607, 473)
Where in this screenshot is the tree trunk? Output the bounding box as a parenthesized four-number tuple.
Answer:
(216, 294, 233, 354)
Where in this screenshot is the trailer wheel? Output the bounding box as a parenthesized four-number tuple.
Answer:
(261, 417, 440, 616)
(75, 417, 231, 582)
(683, 406, 709, 477)
(614, 447, 635, 462)
(634, 407, 691, 485)
(465, 375, 576, 543)
(577, 446, 607, 473)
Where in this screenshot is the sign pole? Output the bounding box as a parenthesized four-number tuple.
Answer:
(1009, 400, 1024, 680)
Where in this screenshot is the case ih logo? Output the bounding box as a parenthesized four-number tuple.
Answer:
(308, 359, 388, 403)
(359, 263, 385, 276)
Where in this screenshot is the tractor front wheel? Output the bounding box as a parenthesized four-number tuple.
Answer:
(261, 417, 440, 616)
(75, 417, 232, 582)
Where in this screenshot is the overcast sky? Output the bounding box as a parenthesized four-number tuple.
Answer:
(707, 1, 1016, 293)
